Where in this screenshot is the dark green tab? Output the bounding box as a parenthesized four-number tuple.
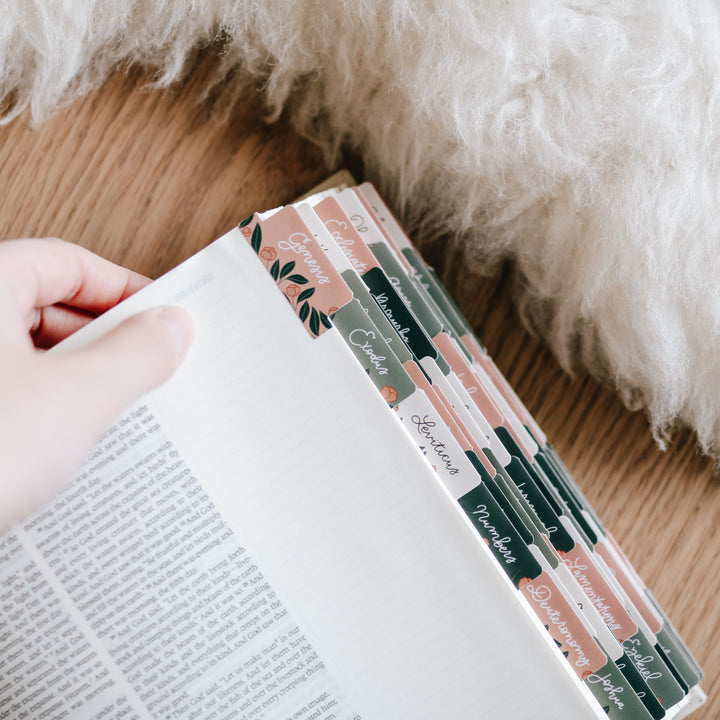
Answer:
(370, 243, 444, 338)
(504, 455, 575, 554)
(341, 269, 412, 364)
(458, 482, 541, 586)
(498, 427, 595, 550)
(545, 443, 605, 533)
(332, 299, 416, 407)
(623, 631, 686, 708)
(484, 449, 559, 569)
(362, 266, 437, 360)
(654, 628, 700, 691)
(585, 658, 655, 720)
(402, 248, 482, 348)
(616, 653, 665, 719)
(466, 451, 534, 546)
(497, 427, 565, 515)
(401, 251, 477, 365)
(645, 590, 703, 685)
(535, 448, 598, 545)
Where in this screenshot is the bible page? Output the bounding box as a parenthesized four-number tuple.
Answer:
(0, 228, 606, 720)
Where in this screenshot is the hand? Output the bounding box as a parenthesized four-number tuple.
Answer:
(0, 238, 194, 529)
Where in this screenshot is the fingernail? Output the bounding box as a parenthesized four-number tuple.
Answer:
(157, 306, 195, 355)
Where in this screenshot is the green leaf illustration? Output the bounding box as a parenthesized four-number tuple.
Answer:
(270, 260, 280, 280)
(319, 311, 332, 329)
(298, 287, 315, 302)
(239, 215, 253, 228)
(286, 274, 309, 285)
(309, 308, 320, 336)
(279, 261, 296, 279)
(299, 302, 310, 322)
(251, 224, 262, 253)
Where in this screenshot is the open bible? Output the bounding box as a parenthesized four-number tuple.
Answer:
(0, 177, 704, 719)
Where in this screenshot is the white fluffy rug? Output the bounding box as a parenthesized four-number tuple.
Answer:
(4, 1, 720, 455)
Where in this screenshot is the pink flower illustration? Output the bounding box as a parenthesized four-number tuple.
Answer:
(380, 385, 398, 403)
(286, 284, 300, 298)
(241, 226, 252, 238)
(260, 246, 277, 262)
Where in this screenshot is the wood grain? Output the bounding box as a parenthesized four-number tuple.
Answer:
(1, 56, 717, 717)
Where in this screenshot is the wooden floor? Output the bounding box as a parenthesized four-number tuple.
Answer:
(1, 57, 718, 717)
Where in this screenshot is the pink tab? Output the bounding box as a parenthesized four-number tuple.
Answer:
(520, 571, 607, 679)
(473, 348, 547, 447)
(560, 544, 638, 642)
(433, 332, 483, 397)
(436, 334, 504, 430)
(314, 197, 380, 276)
(458, 335, 535, 462)
(435, 332, 534, 463)
(241, 208, 352, 339)
(460, 333, 486, 364)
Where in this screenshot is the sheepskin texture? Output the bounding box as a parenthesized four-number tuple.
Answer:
(3, 0, 720, 454)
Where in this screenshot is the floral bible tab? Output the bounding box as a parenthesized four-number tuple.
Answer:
(518, 572, 608, 680)
(240, 209, 353, 338)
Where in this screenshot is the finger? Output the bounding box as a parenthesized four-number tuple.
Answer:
(0, 238, 149, 323)
(50, 306, 196, 435)
(0, 305, 194, 528)
(31, 304, 97, 349)
(0, 307, 194, 529)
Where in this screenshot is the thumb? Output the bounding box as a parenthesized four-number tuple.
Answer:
(57, 305, 195, 433)
(0, 307, 195, 527)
